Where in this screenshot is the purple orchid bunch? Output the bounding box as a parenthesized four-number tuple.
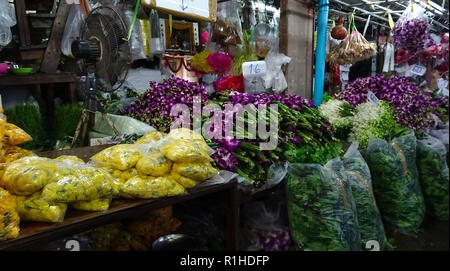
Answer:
(227, 92, 316, 111)
(125, 76, 209, 132)
(337, 75, 442, 130)
(207, 91, 336, 187)
(393, 17, 434, 56)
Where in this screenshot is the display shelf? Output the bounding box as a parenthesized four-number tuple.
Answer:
(0, 180, 238, 251)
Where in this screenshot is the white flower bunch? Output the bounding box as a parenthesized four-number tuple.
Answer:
(319, 100, 354, 130)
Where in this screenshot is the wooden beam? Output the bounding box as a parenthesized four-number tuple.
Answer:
(0, 72, 78, 86)
(40, 1, 71, 73)
(280, 0, 314, 98)
(14, 0, 31, 47)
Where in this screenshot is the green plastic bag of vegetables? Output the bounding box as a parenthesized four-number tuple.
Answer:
(417, 134, 449, 220)
(286, 158, 361, 251)
(364, 132, 425, 233)
(343, 142, 387, 250)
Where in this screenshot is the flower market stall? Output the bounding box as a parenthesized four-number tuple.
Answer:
(0, 0, 449, 253)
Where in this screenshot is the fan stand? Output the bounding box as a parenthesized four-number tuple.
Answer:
(71, 66, 120, 148)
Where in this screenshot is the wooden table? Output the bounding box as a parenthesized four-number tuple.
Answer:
(0, 180, 239, 251)
(0, 145, 284, 251)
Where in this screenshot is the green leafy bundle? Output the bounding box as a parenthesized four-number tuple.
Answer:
(52, 103, 82, 142)
(283, 141, 343, 166)
(286, 159, 361, 251)
(417, 134, 449, 220)
(343, 142, 388, 250)
(364, 132, 426, 233)
(4, 103, 46, 150)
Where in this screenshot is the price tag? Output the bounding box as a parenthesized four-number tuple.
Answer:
(410, 64, 427, 76)
(341, 72, 349, 82)
(367, 91, 379, 106)
(242, 61, 267, 78)
(437, 78, 449, 90)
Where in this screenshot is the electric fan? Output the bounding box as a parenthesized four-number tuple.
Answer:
(71, 5, 131, 147)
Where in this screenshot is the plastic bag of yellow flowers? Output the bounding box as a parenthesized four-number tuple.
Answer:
(41, 166, 121, 203)
(53, 155, 85, 165)
(15, 191, 67, 223)
(1, 145, 36, 164)
(70, 197, 112, 212)
(170, 171, 197, 189)
(120, 175, 185, 199)
(135, 131, 166, 144)
(0, 187, 20, 240)
(2, 156, 59, 196)
(108, 168, 139, 183)
(4, 123, 32, 145)
(172, 162, 218, 182)
(136, 152, 172, 177)
(160, 128, 212, 163)
(91, 144, 143, 171)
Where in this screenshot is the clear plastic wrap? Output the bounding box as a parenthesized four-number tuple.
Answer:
(1, 145, 36, 164)
(120, 176, 185, 199)
(92, 112, 155, 137)
(160, 139, 212, 163)
(108, 167, 139, 183)
(241, 195, 293, 251)
(212, 0, 243, 47)
(61, 4, 86, 56)
(53, 155, 85, 165)
(90, 144, 143, 170)
(0, 0, 16, 47)
(263, 49, 291, 93)
(124, 9, 147, 61)
(135, 131, 166, 144)
(70, 197, 112, 212)
(392, 3, 432, 56)
(286, 158, 361, 251)
(364, 132, 426, 233)
(41, 166, 121, 203)
(170, 171, 197, 189)
(417, 135, 449, 220)
(3, 157, 58, 196)
(136, 152, 172, 177)
(160, 128, 212, 163)
(172, 163, 218, 182)
(0, 187, 20, 241)
(16, 192, 67, 223)
(343, 142, 388, 250)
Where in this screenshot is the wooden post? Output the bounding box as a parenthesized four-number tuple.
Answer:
(14, 0, 32, 47)
(69, 82, 78, 103)
(280, 0, 315, 99)
(40, 1, 71, 73)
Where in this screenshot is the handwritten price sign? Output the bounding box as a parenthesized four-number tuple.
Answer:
(242, 61, 267, 78)
(410, 64, 426, 76)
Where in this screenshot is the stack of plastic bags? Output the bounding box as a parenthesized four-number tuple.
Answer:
(0, 187, 20, 241)
(1, 155, 122, 224)
(0, 111, 36, 182)
(90, 128, 218, 199)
